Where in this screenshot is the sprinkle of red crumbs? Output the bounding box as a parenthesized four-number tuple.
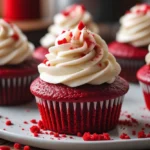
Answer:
(23, 146, 30, 150)
(11, 33, 19, 40)
(58, 38, 68, 45)
(0, 146, 11, 150)
(83, 132, 111, 141)
(30, 125, 40, 133)
(5, 120, 12, 126)
(78, 21, 85, 30)
(30, 119, 37, 124)
(85, 38, 93, 48)
(138, 130, 146, 138)
(54, 133, 59, 137)
(14, 143, 21, 149)
(61, 30, 66, 34)
(120, 133, 130, 139)
(69, 32, 73, 37)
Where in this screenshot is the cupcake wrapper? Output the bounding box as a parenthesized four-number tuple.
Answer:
(0, 75, 37, 105)
(36, 96, 124, 134)
(117, 58, 145, 83)
(139, 82, 150, 110)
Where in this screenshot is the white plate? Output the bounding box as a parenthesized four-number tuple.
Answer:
(0, 84, 150, 150)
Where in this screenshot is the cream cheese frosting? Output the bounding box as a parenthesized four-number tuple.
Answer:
(0, 19, 34, 65)
(145, 45, 150, 64)
(38, 22, 121, 87)
(40, 4, 99, 48)
(116, 4, 150, 47)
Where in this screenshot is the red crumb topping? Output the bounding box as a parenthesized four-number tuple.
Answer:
(77, 132, 82, 137)
(0, 146, 11, 150)
(54, 133, 59, 137)
(85, 38, 94, 48)
(11, 33, 19, 40)
(58, 38, 68, 45)
(5, 120, 12, 126)
(23, 146, 30, 150)
(80, 4, 86, 12)
(14, 143, 21, 149)
(69, 32, 73, 37)
(43, 59, 48, 64)
(61, 11, 70, 16)
(30, 125, 40, 133)
(138, 130, 146, 138)
(30, 119, 37, 124)
(120, 133, 130, 139)
(78, 21, 85, 30)
(83, 132, 111, 141)
(23, 121, 28, 124)
(61, 30, 66, 34)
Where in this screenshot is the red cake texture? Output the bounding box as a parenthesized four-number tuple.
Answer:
(30, 77, 129, 134)
(137, 65, 150, 110)
(108, 41, 147, 83)
(33, 47, 49, 62)
(0, 59, 38, 105)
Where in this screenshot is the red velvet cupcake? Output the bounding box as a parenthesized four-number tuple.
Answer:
(33, 4, 99, 62)
(109, 4, 150, 83)
(0, 19, 38, 105)
(137, 45, 150, 110)
(30, 22, 129, 134)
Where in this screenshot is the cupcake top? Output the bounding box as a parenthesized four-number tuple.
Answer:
(145, 45, 150, 64)
(0, 19, 34, 65)
(40, 4, 99, 48)
(116, 4, 150, 47)
(38, 22, 121, 87)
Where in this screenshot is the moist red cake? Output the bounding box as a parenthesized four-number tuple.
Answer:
(137, 65, 150, 110)
(109, 42, 147, 82)
(0, 59, 38, 105)
(33, 46, 48, 62)
(30, 77, 129, 134)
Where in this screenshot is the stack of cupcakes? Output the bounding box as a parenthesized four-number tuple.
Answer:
(0, 19, 38, 105)
(109, 4, 150, 82)
(33, 4, 99, 62)
(30, 22, 129, 134)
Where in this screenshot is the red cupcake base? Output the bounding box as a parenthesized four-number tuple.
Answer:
(36, 96, 123, 134)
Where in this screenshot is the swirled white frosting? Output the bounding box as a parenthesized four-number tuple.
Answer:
(116, 4, 150, 47)
(145, 45, 150, 64)
(0, 19, 34, 65)
(38, 23, 121, 87)
(40, 4, 99, 48)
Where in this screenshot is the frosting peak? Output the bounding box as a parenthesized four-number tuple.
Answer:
(0, 19, 34, 65)
(40, 4, 99, 48)
(116, 4, 150, 47)
(38, 23, 121, 87)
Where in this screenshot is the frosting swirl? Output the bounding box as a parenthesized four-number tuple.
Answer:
(116, 4, 150, 47)
(38, 22, 121, 87)
(40, 4, 99, 48)
(145, 45, 150, 64)
(0, 19, 34, 65)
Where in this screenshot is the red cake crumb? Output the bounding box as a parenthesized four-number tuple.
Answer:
(54, 133, 59, 137)
(30, 125, 40, 133)
(14, 143, 21, 149)
(12, 33, 19, 41)
(5, 120, 12, 126)
(3, 128, 6, 131)
(83, 132, 111, 141)
(34, 132, 39, 137)
(61, 30, 66, 34)
(61, 134, 67, 138)
(138, 130, 146, 138)
(22, 128, 25, 131)
(58, 38, 68, 45)
(78, 21, 85, 30)
(70, 136, 73, 139)
(23, 146, 30, 150)
(77, 132, 82, 137)
(24, 121, 28, 124)
(38, 120, 45, 129)
(0, 146, 11, 150)
(50, 131, 54, 135)
(30, 119, 37, 124)
(120, 133, 130, 139)
(69, 32, 73, 37)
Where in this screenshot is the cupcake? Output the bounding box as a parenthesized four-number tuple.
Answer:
(137, 45, 150, 110)
(30, 22, 129, 134)
(0, 19, 38, 105)
(109, 4, 150, 82)
(33, 4, 99, 62)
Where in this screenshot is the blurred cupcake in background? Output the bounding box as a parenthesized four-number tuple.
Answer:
(137, 44, 150, 110)
(109, 4, 150, 82)
(33, 4, 99, 62)
(0, 19, 38, 105)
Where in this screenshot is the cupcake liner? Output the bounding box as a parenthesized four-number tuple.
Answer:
(139, 82, 150, 110)
(36, 96, 124, 134)
(117, 58, 145, 83)
(0, 74, 37, 105)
